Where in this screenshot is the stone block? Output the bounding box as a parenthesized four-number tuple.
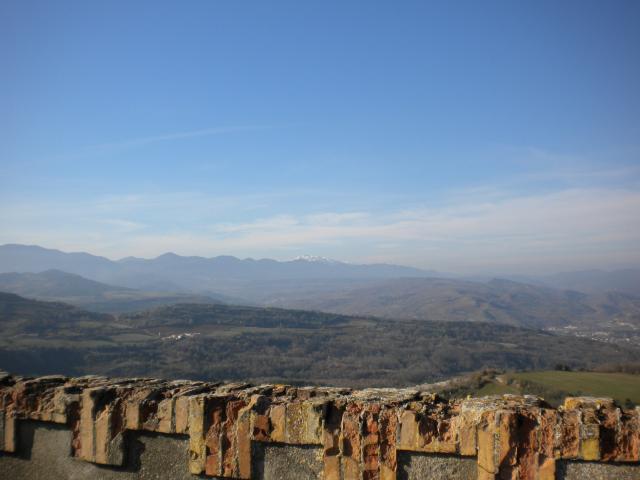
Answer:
(269, 404, 286, 442)
(398, 410, 419, 450)
(252, 443, 323, 480)
(157, 397, 174, 433)
(285, 401, 323, 445)
(187, 395, 206, 474)
(237, 403, 253, 479)
(341, 404, 362, 480)
(1, 412, 16, 453)
(616, 408, 640, 462)
(398, 451, 477, 480)
(557, 460, 640, 480)
(174, 396, 190, 434)
(379, 407, 398, 480)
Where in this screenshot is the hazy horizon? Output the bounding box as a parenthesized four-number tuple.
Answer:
(2, 1, 639, 275)
(2, 242, 640, 278)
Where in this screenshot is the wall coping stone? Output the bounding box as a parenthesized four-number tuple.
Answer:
(1, 372, 638, 479)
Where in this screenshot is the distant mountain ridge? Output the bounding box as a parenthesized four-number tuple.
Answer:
(0, 269, 238, 313)
(1, 243, 639, 314)
(537, 269, 640, 296)
(269, 277, 640, 329)
(0, 269, 132, 297)
(0, 244, 438, 295)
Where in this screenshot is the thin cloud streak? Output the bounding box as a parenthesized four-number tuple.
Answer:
(1, 186, 639, 274)
(40, 125, 282, 163)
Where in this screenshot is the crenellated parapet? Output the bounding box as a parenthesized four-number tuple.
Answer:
(0, 372, 638, 479)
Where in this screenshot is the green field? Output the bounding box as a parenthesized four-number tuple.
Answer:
(473, 371, 640, 407)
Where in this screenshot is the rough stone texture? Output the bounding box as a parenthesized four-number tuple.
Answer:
(0, 420, 196, 479)
(557, 460, 640, 479)
(0, 372, 639, 479)
(252, 442, 323, 480)
(398, 452, 477, 480)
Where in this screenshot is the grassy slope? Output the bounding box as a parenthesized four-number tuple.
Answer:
(511, 371, 640, 403)
(475, 371, 640, 406)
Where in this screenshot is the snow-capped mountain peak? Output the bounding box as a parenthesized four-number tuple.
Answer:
(292, 255, 343, 264)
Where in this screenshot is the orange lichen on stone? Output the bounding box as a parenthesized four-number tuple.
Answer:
(0, 373, 638, 480)
(322, 400, 344, 480)
(617, 407, 640, 462)
(340, 402, 363, 480)
(378, 407, 398, 480)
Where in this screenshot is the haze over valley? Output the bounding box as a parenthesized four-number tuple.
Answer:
(1, 242, 638, 396)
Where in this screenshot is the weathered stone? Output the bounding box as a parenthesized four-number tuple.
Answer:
(269, 404, 286, 442)
(417, 414, 457, 454)
(580, 411, 601, 461)
(157, 397, 174, 433)
(253, 412, 270, 441)
(537, 408, 559, 459)
(285, 401, 323, 444)
(78, 388, 98, 461)
(1, 373, 639, 480)
(322, 401, 343, 480)
(252, 442, 323, 480)
(379, 407, 398, 480)
(341, 403, 363, 480)
(598, 405, 620, 461)
(187, 395, 207, 475)
(94, 403, 125, 465)
(513, 410, 539, 479)
(0, 411, 4, 451)
(564, 397, 615, 411)
(559, 410, 581, 458)
(616, 408, 640, 462)
(477, 411, 498, 476)
(398, 451, 478, 480)
(557, 459, 640, 479)
(2, 412, 16, 453)
(398, 409, 419, 450)
(362, 404, 381, 480)
(174, 395, 190, 434)
(0, 421, 196, 480)
(125, 399, 141, 430)
(458, 403, 481, 456)
(222, 398, 247, 478)
(537, 456, 556, 480)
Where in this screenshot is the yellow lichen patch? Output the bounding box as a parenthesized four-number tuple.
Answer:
(187, 396, 206, 475)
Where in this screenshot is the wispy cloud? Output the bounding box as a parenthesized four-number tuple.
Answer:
(3, 185, 638, 274)
(42, 125, 279, 163)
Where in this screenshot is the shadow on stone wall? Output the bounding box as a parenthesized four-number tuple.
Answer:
(1, 421, 199, 479)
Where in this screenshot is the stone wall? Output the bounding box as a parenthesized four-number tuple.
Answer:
(0, 373, 638, 479)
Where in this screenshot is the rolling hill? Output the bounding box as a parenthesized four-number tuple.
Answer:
(536, 269, 640, 296)
(0, 269, 132, 297)
(267, 277, 640, 329)
(0, 270, 239, 313)
(1, 292, 638, 388)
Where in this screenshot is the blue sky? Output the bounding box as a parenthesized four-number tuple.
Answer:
(1, 0, 639, 273)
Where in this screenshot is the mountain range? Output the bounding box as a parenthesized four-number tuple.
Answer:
(0, 269, 236, 313)
(1, 244, 640, 333)
(2, 243, 639, 295)
(0, 244, 434, 296)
